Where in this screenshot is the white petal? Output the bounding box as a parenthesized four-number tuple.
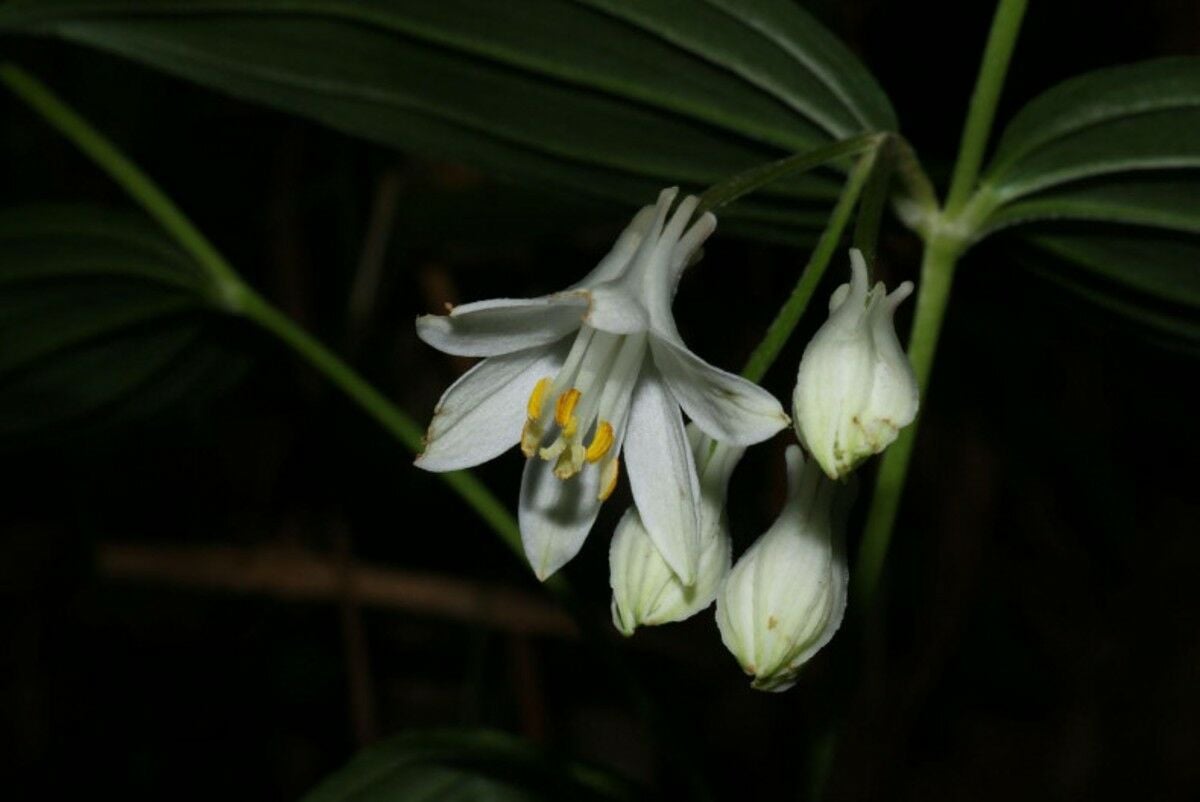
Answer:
(568, 205, 658, 289)
(415, 344, 564, 472)
(518, 452, 603, 581)
(623, 364, 702, 584)
(583, 284, 649, 335)
(646, 203, 717, 340)
(651, 338, 790, 446)
(416, 294, 587, 357)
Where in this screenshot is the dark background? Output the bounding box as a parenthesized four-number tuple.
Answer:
(2, 1, 1198, 800)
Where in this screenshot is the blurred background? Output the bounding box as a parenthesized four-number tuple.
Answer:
(2, 1, 1198, 800)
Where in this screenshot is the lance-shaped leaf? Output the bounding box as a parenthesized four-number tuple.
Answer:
(983, 58, 1200, 201)
(0, 204, 244, 442)
(1012, 229, 1200, 351)
(976, 58, 1200, 345)
(0, 0, 896, 240)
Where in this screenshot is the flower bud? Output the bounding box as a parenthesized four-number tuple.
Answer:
(609, 427, 743, 635)
(793, 249, 918, 480)
(715, 446, 847, 692)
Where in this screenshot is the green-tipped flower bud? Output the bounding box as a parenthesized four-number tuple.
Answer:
(793, 249, 918, 480)
(609, 426, 743, 635)
(715, 445, 847, 692)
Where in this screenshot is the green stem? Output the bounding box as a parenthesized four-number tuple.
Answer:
(853, 0, 1028, 610)
(852, 236, 958, 609)
(943, 0, 1029, 215)
(238, 291, 532, 564)
(697, 133, 884, 215)
(0, 62, 536, 572)
(740, 147, 879, 384)
(0, 62, 246, 308)
(851, 139, 894, 267)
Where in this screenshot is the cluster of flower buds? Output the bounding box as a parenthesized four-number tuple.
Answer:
(416, 191, 918, 691)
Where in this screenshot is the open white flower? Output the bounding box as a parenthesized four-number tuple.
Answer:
(792, 249, 918, 480)
(415, 189, 789, 582)
(609, 426, 743, 635)
(715, 445, 848, 692)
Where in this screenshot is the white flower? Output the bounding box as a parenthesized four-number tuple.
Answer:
(792, 249, 918, 480)
(715, 445, 847, 692)
(609, 425, 743, 635)
(415, 189, 789, 582)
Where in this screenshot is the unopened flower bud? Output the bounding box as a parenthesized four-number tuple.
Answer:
(715, 446, 847, 692)
(609, 427, 743, 635)
(793, 249, 918, 480)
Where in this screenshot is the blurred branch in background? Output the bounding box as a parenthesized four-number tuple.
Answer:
(95, 542, 577, 638)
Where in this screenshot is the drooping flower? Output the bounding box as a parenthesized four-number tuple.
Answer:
(715, 445, 847, 692)
(415, 189, 789, 582)
(792, 249, 918, 480)
(609, 425, 743, 635)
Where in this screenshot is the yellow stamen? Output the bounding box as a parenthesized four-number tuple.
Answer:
(553, 444, 587, 480)
(540, 440, 567, 461)
(520, 420, 542, 458)
(526, 377, 552, 421)
(585, 421, 614, 463)
(598, 458, 620, 501)
(554, 388, 581, 427)
(562, 415, 578, 439)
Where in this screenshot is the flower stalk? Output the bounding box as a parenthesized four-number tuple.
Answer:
(740, 147, 880, 384)
(855, 0, 1029, 609)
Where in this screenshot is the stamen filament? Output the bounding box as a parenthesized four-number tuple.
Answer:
(520, 421, 541, 458)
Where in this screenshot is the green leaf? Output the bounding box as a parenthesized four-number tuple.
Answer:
(0, 204, 244, 441)
(978, 59, 1200, 348)
(300, 729, 633, 802)
(1025, 230, 1200, 308)
(979, 173, 1200, 239)
(984, 57, 1200, 200)
(1014, 229, 1200, 349)
(0, 0, 895, 235)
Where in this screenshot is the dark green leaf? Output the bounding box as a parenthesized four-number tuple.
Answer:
(300, 728, 633, 802)
(985, 57, 1200, 200)
(979, 59, 1200, 343)
(1013, 229, 1200, 350)
(0, 204, 244, 441)
(979, 173, 1200, 239)
(1022, 230, 1200, 309)
(0, 0, 895, 236)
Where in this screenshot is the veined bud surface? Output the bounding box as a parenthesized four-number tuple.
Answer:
(715, 446, 847, 692)
(793, 249, 918, 480)
(609, 426, 743, 635)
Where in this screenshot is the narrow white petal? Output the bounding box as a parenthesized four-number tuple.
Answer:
(568, 205, 658, 289)
(518, 453, 603, 581)
(416, 294, 587, 357)
(415, 344, 564, 472)
(651, 338, 790, 446)
(583, 284, 649, 335)
(623, 364, 701, 584)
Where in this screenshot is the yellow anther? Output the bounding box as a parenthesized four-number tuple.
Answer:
(598, 458, 620, 501)
(554, 388, 581, 428)
(585, 421, 614, 463)
(526, 377, 552, 421)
